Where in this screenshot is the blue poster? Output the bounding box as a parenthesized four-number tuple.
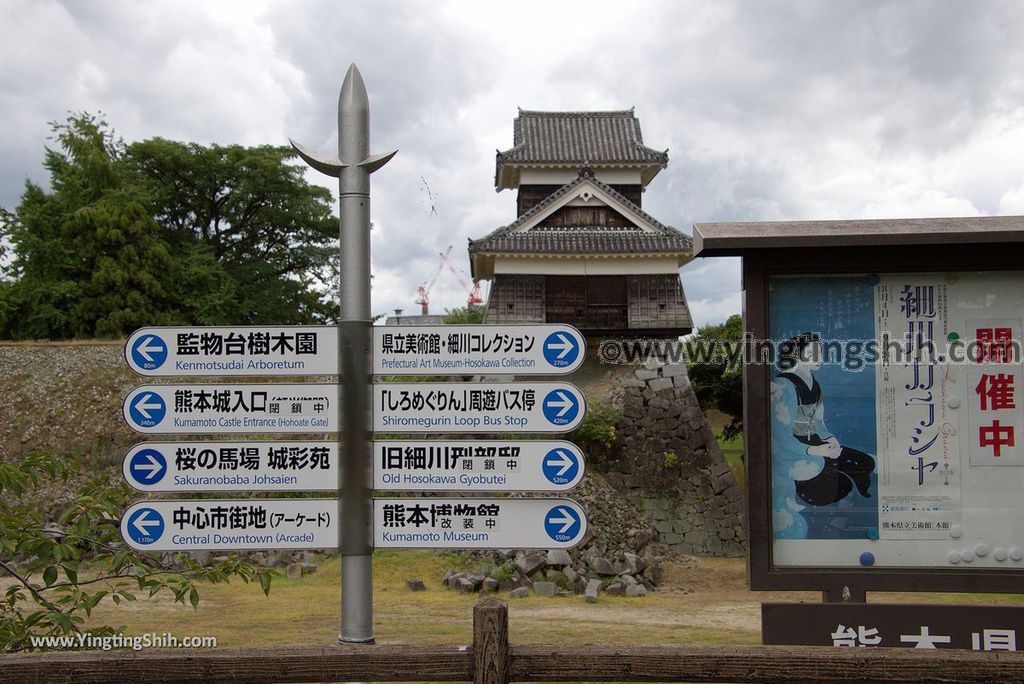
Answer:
(769, 276, 878, 540)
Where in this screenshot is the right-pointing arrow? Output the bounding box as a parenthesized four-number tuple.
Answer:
(548, 507, 576, 534)
(133, 394, 162, 420)
(135, 454, 164, 481)
(546, 391, 574, 418)
(545, 449, 575, 477)
(132, 511, 161, 537)
(547, 334, 574, 360)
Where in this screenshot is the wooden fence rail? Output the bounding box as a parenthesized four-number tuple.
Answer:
(4, 598, 1024, 684)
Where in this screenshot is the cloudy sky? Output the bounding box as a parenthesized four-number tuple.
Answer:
(3, 0, 1024, 326)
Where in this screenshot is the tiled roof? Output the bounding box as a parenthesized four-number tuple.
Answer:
(497, 110, 668, 166)
(469, 170, 692, 256)
(469, 228, 692, 255)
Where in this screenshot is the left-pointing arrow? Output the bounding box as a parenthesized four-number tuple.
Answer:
(133, 511, 161, 536)
(136, 336, 164, 363)
(134, 394, 161, 420)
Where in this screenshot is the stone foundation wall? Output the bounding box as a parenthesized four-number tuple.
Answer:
(603, 359, 745, 556)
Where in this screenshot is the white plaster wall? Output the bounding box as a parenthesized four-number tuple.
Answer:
(492, 256, 682, 275)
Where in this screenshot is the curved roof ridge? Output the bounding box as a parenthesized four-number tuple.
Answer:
(469, 170, 692, 256)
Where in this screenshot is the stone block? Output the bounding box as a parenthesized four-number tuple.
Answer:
(481, 578, 499, 593)
(588, 556, 617, 576)
(634, 369, 659, 381)
(546, 548, 573, 567)
(584, 579, 601, 603)
(662, 363, 686, 378)
(605, 582, 626, 596)
(516, 551, 547, 576)
(533, 581, 557, 597)
(510, 587, 530, 598)
(623, 552, 646, 573)
(405, 579, 426, 592)
(648, 378, 674, 393)
(660, 532, 683, 545)
(286, 563, 303, 580)
(626, 584, 648, 597)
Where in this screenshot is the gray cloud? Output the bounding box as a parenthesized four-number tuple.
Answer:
(3, 0, 1024, 325)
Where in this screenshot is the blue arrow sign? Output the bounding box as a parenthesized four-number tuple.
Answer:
(130, 334, 168, 371)
(125, 507, 165, 545)
(542, 331, 580, 368)
(128, 448, 167, 485)
(542, 389, 580, 426)
(128, 392, 166, 428)
(541, 447, 579, 485)
(544, 505, 582, 543)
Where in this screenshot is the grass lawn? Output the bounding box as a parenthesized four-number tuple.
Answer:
(83, 552, 767, 648)
(79, 551, 1024, 651)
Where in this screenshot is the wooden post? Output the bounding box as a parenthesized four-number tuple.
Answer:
(473, 598, 510, 684)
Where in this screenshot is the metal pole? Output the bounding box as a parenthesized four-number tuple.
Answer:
(290, 63, 396, 646)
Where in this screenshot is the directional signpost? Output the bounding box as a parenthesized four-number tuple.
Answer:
(373, 324, 584, 375)
(374, 498, 587, 549)
(123, 381, 584, 434)
(374, 440, 584, 491)
(123, 440, 584, 493)
(123, 384, 337, 434)
(121, 499, 337, 551)
(120, 498, 586, 552)
(374, 382, 585, 433)
(119, 64, 591, 649)
(125, 326, 336, 376)
(123, 441, 337, 492)
(125, 323, 583, 377)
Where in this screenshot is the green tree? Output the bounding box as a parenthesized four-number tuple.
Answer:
(0, 451, 273, 652)
(0, 113, 341, 339)
(687, 313, 744, 440)
(442, 305, 484, 324)
(126, 139, 338, 324)
(0, 114, 173, 339)
(62, 197, 175, 337)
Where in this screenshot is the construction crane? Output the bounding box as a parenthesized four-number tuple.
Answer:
(414, 245, 483, 315)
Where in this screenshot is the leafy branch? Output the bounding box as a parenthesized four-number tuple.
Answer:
(0, 451, 276, 652)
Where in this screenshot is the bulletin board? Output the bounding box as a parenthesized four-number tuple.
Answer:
(763, 270, 1024, 586)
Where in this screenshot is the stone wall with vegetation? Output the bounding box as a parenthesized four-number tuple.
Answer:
(603, 358, 745, 556)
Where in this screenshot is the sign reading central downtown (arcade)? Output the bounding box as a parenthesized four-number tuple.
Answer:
(125, 324, 584, 377)
(123, 382, 585, 434)
(120, 498, 588, 551)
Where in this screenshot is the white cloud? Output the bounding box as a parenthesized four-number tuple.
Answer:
(4, 0, 1024, 320)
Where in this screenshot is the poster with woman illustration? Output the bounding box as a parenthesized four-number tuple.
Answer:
(769, 276, 879, 543)
(765, 272, 1024, 570)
